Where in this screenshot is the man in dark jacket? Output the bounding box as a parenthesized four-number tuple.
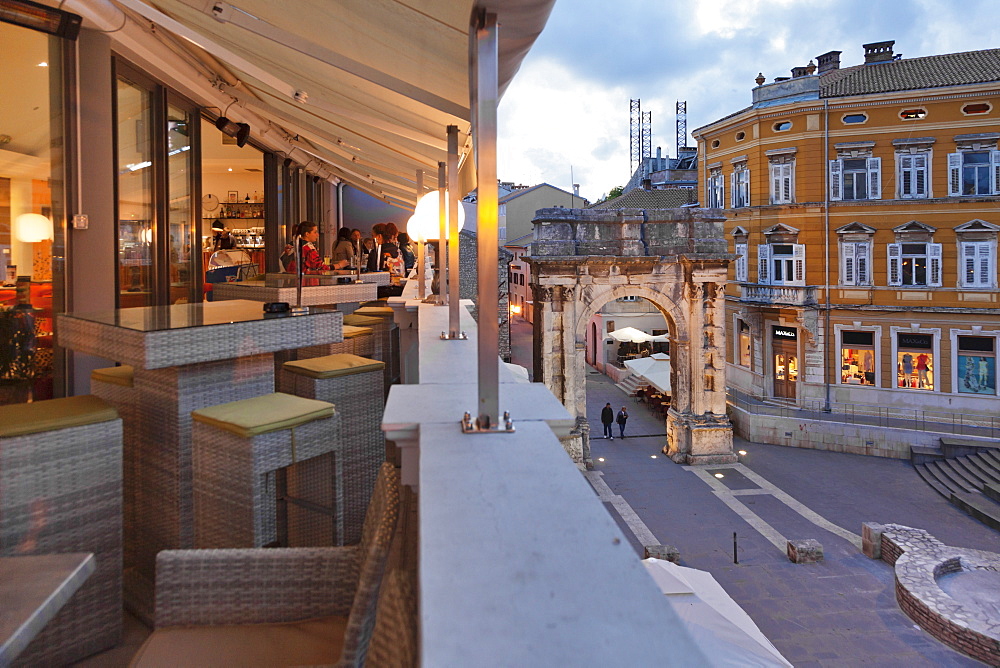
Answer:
(616, 406, 628, 439)
(601, 402, 614, 440)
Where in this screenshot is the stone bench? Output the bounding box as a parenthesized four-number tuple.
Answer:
(786, 538, 823, 564)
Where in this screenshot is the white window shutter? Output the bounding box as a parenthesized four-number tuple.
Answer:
(757, 244, 770, 284)
(717, 173, 725, 208)
(987, 241, 997, 288)
(948, 153, 962, 196)
(929, 243, 942, 287)
(915, 154, 928, 197)
(899, 155, 912, 198)
(730, 172, 737, 208)
(829, 160, 843, 201)
(743, 169, 750, 207)
(991, 150, 1000, 195)
(888, 243, 902, 286)
(735, 243, 747, 282)
(782, 163, 793, 203)
(769, 163, 779, 204)
(963, 243, 977, 286)
(841, 243, 856, 285)
(867, 157, 881, 200)
(792, 244, 806, 285)
(857, 242, 870, 285)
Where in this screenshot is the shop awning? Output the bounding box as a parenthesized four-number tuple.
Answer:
(58, 0, 556, 207)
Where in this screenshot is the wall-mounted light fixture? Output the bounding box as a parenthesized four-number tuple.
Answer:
(215, 116, 250, 148)
(0, 0, 82, 39)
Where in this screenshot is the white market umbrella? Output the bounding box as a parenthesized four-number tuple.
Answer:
(642, 559, 792, 667)
(624, 354, 672, 393)
(608, 326, 656, 343)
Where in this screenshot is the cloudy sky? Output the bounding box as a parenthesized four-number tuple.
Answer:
(497, 0, 1000, 203)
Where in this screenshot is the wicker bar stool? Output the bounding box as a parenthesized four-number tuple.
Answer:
(0, 395, 123, 665)
(349, 306, 398, 388)
(90, 365, 143, 577)
(191, 393, 339, 549)
(279, 354, 385, 545)
(297, 323, 375, 361)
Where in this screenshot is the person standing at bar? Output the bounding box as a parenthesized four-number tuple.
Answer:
(366, 222, 399, 272)
(285, 221, 348, 274)
(332, 227, 356, 268)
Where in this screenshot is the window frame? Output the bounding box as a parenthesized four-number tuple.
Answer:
(948, 150, 1000, 196)
(730, 163, 750, 208)
(768, 161, 794, 204)
(707, 169, 725, 208)
(840, 240, 872, 286)
(897, 152, 930, 199)
(887, 242, 942, 287)
(830, 156, 881, 201)
(960, 240, 995, 288)
(951, 330, 999, 396)
(836, 327, 879, 388)
(758, 243, 805, 286)
(734, 242, 748, 282)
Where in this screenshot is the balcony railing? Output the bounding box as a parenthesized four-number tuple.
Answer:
(739, 283, 817, 305)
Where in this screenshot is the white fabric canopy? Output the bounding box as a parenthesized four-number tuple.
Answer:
(624, 354, 671, 393)
(642, 559, 792, 667)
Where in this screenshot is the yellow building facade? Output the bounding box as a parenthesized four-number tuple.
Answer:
(694, 43, 1000, 420)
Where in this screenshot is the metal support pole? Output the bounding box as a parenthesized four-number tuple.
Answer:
(447, 125, 461, 338)
(437, 161, 447, 306)
(416, 169, 426, 299)
(475, 12, 500, 427)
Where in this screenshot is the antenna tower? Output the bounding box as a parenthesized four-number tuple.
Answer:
(641, 111, 652, 161)
(629, 99, 641, 175)
(675, 100, 687, 155)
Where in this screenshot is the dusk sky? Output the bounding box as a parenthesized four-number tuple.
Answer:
(497, 0, 1000, 203)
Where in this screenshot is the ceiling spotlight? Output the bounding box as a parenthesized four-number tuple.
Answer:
(215, 116, 250, 148)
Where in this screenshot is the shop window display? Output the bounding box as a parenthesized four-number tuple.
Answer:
(840, 331, 875, 386)
(738, 320, 752, 367)
(957, 336, 996, 395)
(896, 333, 933, 390)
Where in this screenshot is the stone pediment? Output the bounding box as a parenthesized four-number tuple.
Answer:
(954, 219, 1000, 233)
(835, 222, 877, 235)
(763, 223, 800, 236)
(892, 220, 937, 234)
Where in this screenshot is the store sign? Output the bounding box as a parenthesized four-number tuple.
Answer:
(772, 326, 797, 340)
(898, 333, 932, 349)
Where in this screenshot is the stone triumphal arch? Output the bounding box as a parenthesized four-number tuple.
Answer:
(527, 207, 736, 466)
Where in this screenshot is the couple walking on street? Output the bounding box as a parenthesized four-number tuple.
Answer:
(600, 402, 628, 439)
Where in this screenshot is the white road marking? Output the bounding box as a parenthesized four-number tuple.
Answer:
(584, 471, 660, 547)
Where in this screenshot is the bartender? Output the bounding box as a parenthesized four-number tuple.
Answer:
(284, 221, 349, 274)
(211, 220, 237, 250)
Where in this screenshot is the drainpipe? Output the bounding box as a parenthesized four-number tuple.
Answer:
(823, 99, 832, 412)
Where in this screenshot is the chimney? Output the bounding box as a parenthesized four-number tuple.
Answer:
(863, 40, 895, 64)
(816, 51, 841, 73)
(573, 184, 580, 197)
(791, 65, 811, 78)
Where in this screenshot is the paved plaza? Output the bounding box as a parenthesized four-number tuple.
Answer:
(508, 318, 1000, 666)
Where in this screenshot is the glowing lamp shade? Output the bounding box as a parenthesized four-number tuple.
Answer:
(409, 190, 465, 242)
(15, 213, 53, 243)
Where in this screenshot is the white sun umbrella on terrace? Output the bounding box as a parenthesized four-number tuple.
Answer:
(642, 559, 792, 667)
(625, 354, 672, 393)
(608, 326, 656, 343)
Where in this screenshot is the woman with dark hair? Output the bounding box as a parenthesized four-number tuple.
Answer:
(284, 221, 348, 274)
(332, 227, 356, 267)
(397, 232, 415, 272)
(211, 220, 237, 251)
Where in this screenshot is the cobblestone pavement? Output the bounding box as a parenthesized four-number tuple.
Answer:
(581, 370, 1000, 666)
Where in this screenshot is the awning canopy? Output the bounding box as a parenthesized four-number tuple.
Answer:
(609, 327, 669, 344)
(624, 354, 671, 393)
(58, 0, 556, 207)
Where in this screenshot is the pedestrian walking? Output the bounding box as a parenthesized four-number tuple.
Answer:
(601, 402, 614, 440)
(616, 406, 628, 439)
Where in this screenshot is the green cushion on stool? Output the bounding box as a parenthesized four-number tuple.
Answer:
(91, 365, 135, 387)
(284, 354, 385, 379)
(0, 394, 120, 438)
(342, 314, 382, 328)
(342, 325, 374, 339)
(353, 306, 393, 317)
(192, 392, 335, 438)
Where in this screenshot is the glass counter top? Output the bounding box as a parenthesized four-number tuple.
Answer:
(61, 299, 336, 332)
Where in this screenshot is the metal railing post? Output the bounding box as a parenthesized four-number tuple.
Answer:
(416, 169, 426, 299)
(474, 11, 500, 428)
(437, 161, 446, 306)
(447, 125, 461, 337)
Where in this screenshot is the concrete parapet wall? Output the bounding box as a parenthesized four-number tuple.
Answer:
(727, 405, 954, 459)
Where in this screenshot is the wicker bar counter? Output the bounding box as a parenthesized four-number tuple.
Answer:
(213, 275, 377, 307)
(57, 300, 344, 621)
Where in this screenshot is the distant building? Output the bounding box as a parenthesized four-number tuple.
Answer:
(624, 146, 698, 193)
(694, 40, 1000, 437)
(500, 183, 588, 244)
(505, 234, 533, 322)
(589, 188, 697, 210)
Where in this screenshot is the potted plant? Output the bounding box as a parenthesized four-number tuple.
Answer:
(0, 305, 39, 404)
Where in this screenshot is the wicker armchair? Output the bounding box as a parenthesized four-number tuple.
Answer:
(130, 462, 399, 667)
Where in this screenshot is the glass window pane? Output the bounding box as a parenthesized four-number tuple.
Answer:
(117, 77, 155, 308)
(167, 105, 195, 304)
